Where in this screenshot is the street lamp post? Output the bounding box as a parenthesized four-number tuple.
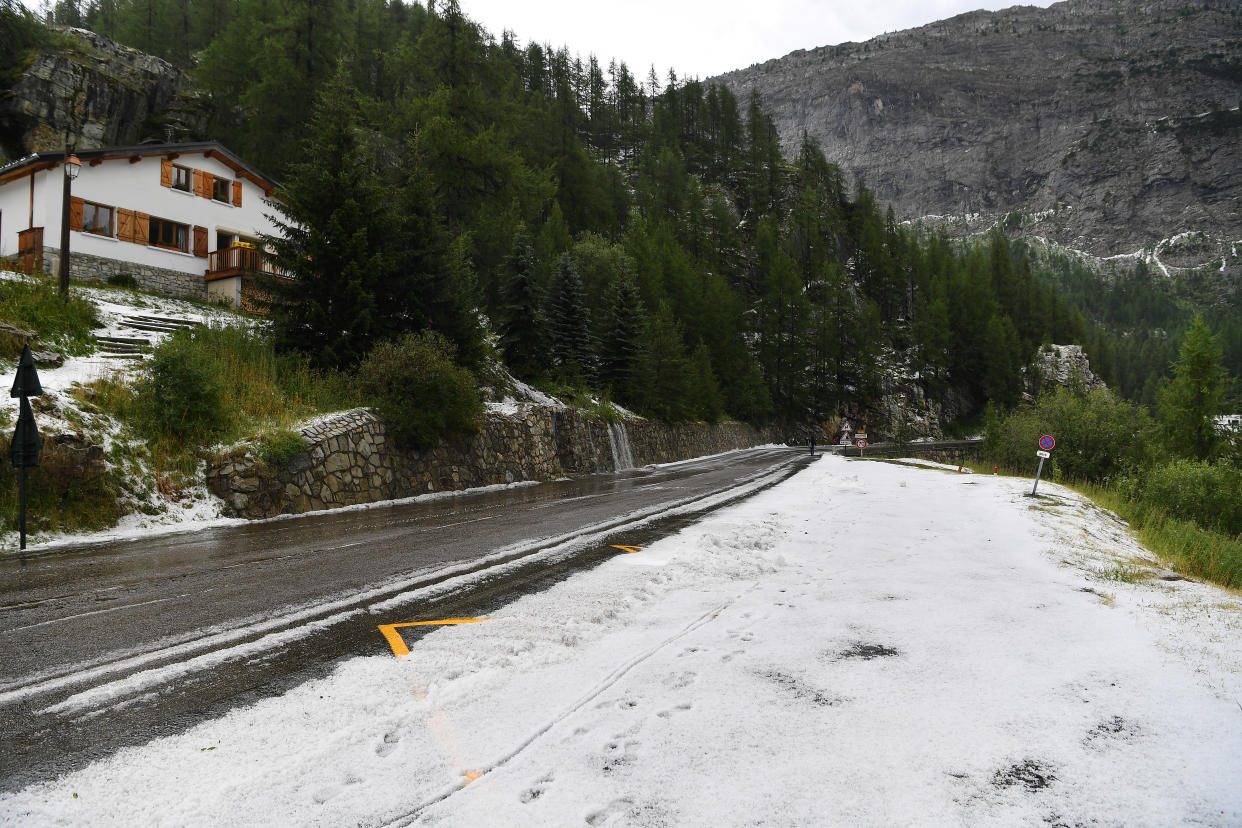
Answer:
(58, 151, 81, 298)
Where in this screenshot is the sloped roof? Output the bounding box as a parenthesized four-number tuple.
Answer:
(0, 141, 279, 192)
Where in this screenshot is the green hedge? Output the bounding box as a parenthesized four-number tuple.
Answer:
(358, 331, 481, 450)
(1119, 459, 1242, 537)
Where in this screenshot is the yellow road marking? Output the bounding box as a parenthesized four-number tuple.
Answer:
(463, 770, 483, 785)
(378, 617, 489, 658)
(610, 545, 645, 554)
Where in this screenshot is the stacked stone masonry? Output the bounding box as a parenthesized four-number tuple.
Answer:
(206, 407, 777, 520)
(43, 248, 208, 301)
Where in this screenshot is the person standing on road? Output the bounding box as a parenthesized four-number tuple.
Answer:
(809, 435, 815, 456)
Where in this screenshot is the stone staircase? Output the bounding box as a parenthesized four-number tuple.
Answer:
(95, 314, 201, 360)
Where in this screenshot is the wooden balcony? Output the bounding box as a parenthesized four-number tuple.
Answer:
(205, 246, 292, 282)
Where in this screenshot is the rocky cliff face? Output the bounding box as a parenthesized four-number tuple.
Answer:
(0, 27, 201, 161)
(715, 0, 1242, 255)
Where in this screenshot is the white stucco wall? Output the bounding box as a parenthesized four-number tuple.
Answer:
(0, 150, 282, 275)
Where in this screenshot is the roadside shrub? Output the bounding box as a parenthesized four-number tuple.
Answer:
(1119, 458, 1242, 537)
(358, 331, 481, 450)
(256, 428, 306, 466)
(135, 329, 229, 444)
(107, 273, 138, 288)
(984, 386, 1156, 483)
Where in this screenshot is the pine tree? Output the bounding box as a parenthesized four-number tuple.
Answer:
(597, 275, 648, 404)
(264, 69, 389, 369)
(982, 313, 1024, 409)
(497, 227, 547, 382)
(643, 304, 693, 421)
(546, 253, 595, 386)
(689, 341, 725, 423)
(1158, 315, 1229, 460)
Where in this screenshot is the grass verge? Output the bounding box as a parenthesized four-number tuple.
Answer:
(0, 274, 99, 359)
(1074, 482, 1242, 593)
(964, 460, 1242, 593)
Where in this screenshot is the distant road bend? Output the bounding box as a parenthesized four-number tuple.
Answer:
(0, 445, 811, 790)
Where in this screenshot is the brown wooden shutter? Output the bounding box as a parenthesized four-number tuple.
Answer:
(193, 225, 208, 257)
(201, 171, 215, 199)
(232, 180, 242, 207)
(69, 196, 84, 231)
(193, 169, 205, 198)
(160, 160, 172, 187)
(117, 208, 135, 242)
(134, 212, 150, 245)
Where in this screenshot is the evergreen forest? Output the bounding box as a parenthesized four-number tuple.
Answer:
(5, 0, 1241, 433)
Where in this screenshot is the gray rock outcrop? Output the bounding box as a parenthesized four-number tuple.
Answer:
(1027, 343, 1107, 398)
(715, 0, 1242, 255)
(1, 27, 202, 156)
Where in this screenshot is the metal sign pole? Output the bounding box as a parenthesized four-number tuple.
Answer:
(1031, 456, 1046, 496)
(18, 466, 27, 551)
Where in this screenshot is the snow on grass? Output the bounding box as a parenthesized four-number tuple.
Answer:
(3, 454, 1239, 826)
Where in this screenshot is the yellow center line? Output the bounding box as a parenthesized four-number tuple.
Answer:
(378, 617, 489, 658)
(610, 545, 645, 554)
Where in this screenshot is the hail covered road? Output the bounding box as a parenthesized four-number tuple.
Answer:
(0, 446, 811, 792)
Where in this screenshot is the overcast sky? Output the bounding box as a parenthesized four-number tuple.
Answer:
(458, 0, 1059, 78)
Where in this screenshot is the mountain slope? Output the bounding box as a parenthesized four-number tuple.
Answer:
(714, 0, 1242, 255)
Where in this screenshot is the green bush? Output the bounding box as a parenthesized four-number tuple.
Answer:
(358, 331, 481, 450)
(984, 386, 1156, 484)
(256, 428, 307, 466)
(135, 329, 229, 444)
(107, 273, 138, 289)
(1119, 458, 1242, 537)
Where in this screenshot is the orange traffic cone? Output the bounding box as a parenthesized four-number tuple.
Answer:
(993, 464, 998, 475)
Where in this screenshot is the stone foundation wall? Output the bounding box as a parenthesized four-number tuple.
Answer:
(206, 406, 777, 520)
(43, 247, 208, 301)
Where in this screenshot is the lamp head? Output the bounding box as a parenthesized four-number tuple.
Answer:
(65, 154, 81, 180)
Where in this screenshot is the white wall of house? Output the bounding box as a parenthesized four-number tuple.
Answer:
(0, 150, 283, 275)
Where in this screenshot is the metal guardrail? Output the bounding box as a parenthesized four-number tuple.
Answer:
(829, 439, 983, 458)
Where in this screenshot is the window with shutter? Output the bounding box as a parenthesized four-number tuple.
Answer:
(149, 216, 189, 252)
(212, 177, 230, 202)
(69, 196, 84, 232)
(117, 208, 135, 242)
(172, 165, 191, 191)
(82, 202, 114, 236)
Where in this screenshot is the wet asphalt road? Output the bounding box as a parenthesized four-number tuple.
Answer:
(0, 447, 811, 790)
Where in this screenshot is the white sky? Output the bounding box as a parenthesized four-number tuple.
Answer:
(459, 0, 1060, 78)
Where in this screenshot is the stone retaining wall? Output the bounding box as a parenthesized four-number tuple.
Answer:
(206, 406, 777, 520)
(43, 247, 208, 301)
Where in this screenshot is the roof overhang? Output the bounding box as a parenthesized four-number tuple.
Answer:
(0, 141, 280, 195)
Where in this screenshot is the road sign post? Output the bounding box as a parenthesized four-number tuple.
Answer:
(10, 344, 44, 551)
(1029, 435, 1055, 496)
(856, 438, 868, 456)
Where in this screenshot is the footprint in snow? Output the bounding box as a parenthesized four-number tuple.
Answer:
(374, 731, 400, 757)
(656, 702, 693, 719)
(520, 771, 555, 803)
(586, 798, 635, 825)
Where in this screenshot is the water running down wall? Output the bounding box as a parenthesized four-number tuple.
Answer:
(207, 407, 778, 520)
